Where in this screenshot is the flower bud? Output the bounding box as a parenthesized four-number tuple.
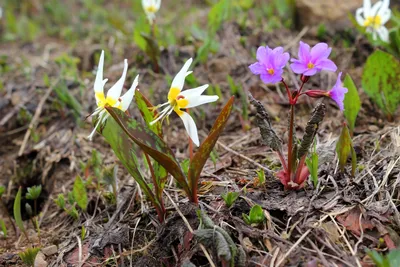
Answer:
(305, 90, 328, 99)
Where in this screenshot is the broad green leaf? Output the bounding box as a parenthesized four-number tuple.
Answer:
(73, 176, 88, 211)
(343, 74, 361, 135)
(13, 187, 27, 239)
(105, 107, 191, 197)
(133, 15, 151, 51)
(188, 97, 234, 196)
(134, 89, 163, 137)
(99, 116, 158, 207)
(388, 250, 400, 267)
(306, 144, 319, 188)
(336, 123, 356, 176)
(248, 205, 265, 224)
(221, 192, 239, 208)
(362, 50, 400, 117)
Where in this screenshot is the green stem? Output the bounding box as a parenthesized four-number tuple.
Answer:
(0, 200, 17, 235)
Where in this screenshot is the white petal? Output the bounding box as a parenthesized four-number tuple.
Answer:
(150, 105, 172, 125)
(171, 58, 193, 91)
(179, 112, 199, 146)
(355, 8, 366, 26)
(370, 1, 383, 17)
(186, 95, 219, 108)
(179, 84, 209, 99)
(381, 10, 391, 24)
(363, 0, 371, 15)
(120, 75, 139, 111)
(142, 0, 148, 8)
(156, 0, 161, 9)
(94, 51, 105, 103)
(88, 111, 108, 140)
(107, 59, 128, 102)
(377, 26, 389, 42)
(371, 30, 378, 40)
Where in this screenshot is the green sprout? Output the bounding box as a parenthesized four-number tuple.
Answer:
(242, 204, 265, 225)
(221, 192, 240, 208)
(18, 247, 41, 266)
(26, 185, 42, 215)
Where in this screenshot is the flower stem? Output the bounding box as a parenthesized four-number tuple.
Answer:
(287, 104, 295, 179)
(277, 149, 288, 172)
(281, 79, 292, 103)
(144, 152, 165, 222)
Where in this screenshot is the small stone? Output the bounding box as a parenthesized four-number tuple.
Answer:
(41, 245, 58, 256)
(295, 0, 364, 31)
(34, 252, 48, 267)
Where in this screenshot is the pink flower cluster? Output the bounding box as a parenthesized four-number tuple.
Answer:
(249, 41, 348, 111)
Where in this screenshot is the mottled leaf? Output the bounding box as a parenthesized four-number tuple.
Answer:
(73, 176, 87, 211)
(188, 97, 234, 196)
(105, 107, 191, 197)
(362, 50, 400, 117)
(134, 90, 168, 199)
(99, 115, 158, 206)
(343, 74, 361, 135)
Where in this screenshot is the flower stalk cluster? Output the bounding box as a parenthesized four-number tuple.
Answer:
(250, 41, 348, 189)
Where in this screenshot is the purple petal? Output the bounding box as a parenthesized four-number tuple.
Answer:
(249, 62, 266, 75)
(274, 52, 290, 69)
(316, 59, 337, 72)
(290, 62, 308, 74)
(329, 72, 348, 111)
(298, 41, 311, 62)
(260, 72, 282, 84)
(310, 43, 329, 61)
(256, 46, 268, 65)
(303, 68, 318, 76)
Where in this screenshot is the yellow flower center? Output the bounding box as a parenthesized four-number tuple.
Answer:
(96, 92, 121, 110)
(146, 5, 157, 13)
(364, 15, 382, 29)
(267, 68, 275, 75)
(307, 62, 315, 69)
(168, 87, 189, 116)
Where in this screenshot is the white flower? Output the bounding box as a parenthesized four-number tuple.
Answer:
(88, 50, 139, 140)
(356, 0, 391, 42)
(142, 0, 161, 24)
(150, 58, 219, 146)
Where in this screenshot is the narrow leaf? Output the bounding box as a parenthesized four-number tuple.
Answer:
(105, 107, 191, 196)
(188, 96, 234, 194)
(343, 74, 361, 134)
(249, 93, 282, 152)
(73, 176, 88, 211)
(13, 187, 26, 239)
(362, 50, 400, 117)
(336, 123, 356, 175)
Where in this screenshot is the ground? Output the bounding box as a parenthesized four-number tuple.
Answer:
(0, 1, 399, 267)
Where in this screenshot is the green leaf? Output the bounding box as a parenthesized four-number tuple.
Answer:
(387, 250, 400, 267)
(104, 107, 191, 197)
(18, 247, 40, 266)
(306, 142, 319, 187)
(336, 123, 356, 176)
(0, 219, 7, 238)
(25, 185, 42, 200)
(73, 176, 88, 211)
(362, 50, 400, 117)
(343, 74, 361, 135)
(188, 97, 234, 198)
(14, 187, 27, 240)
(133, 15, 151, 51)
(55, 194, 65, 210)
(221, 192, 240, 208)
(0, 186, 5, 197)
(248, 204, 265, 224)
(99, 114, 159, 207)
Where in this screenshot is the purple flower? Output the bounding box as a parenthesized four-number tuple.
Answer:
(249, 46, 290, 84)
(290, 42, 337, 76)
(328, 72, 348, 111)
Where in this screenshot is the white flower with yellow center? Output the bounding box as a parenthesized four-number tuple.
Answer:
(142, 0, 161, 24)
(150, 58, 218, 146)
(356, 0, 391, 42)
(88, 50, 139, 140)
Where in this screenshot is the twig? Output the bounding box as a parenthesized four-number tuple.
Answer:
(18, 78, 60, 156)
(217, 141, 273, 176)
(164, 191, 216, 267)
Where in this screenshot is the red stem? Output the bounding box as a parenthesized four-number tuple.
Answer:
(144, 153, 165, 222)
(294, 155, 307, 184)
(276, 149, 288, 172)
(281, 79, 292, 103)
(287, 105, 294, 179)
